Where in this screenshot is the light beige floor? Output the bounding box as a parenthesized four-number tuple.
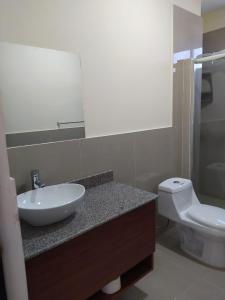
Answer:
(118, 228, 225, 300)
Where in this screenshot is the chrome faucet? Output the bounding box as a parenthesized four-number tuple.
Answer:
(31, 169, 46, 190)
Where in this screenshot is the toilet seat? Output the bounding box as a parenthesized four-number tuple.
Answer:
(187, 205, 225, 231)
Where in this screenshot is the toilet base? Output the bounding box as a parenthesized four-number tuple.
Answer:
(177, 224, 225, 269)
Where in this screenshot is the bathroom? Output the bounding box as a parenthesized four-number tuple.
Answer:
(1, 0, 225, 299)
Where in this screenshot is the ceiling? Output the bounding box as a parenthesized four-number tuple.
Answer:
(202, 0, 225, 14)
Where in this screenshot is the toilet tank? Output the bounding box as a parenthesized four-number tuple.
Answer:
(158, 178, 198, 222)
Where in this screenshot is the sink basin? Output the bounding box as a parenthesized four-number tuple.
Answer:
(17, 183, 85, 226)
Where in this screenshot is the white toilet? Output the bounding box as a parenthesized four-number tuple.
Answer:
(158, 178, 225, 268)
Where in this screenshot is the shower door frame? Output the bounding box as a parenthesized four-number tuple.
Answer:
(192, 62, 203, 190)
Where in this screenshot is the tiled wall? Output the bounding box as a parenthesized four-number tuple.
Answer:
(173, 5, 203, 59)
(8, 127, 178, 194)
(6, 127, 85, 147)
(203, 27, 225, 53)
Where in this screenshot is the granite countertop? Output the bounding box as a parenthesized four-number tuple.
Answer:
(21, 179, 157, 261)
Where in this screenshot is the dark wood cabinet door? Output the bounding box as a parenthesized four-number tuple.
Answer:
(26, 201, 155, 300)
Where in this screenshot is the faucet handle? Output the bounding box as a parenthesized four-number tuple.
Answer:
(31, 169, 45, 189)
(31, 169, 40, 177)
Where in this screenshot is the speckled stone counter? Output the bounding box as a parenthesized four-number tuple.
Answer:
(21, 176, 157, 261)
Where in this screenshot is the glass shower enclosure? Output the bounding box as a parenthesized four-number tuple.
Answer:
(194, 56, 225, 209)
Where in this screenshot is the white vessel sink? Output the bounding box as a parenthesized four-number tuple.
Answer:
(17, 183, 85, 226)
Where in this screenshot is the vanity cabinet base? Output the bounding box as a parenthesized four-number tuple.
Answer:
(26, 201, 155, 300)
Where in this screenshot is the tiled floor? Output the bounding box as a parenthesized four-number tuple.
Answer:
(118, 227, 225, 300)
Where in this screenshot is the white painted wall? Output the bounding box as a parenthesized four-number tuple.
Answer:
(204, 7, 225, 33)
(0, 0, 201, 137)
(0, 42, 83, 134)
(173, 0, 201, 15)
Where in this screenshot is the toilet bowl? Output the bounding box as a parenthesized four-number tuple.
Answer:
(158, 178, 225, 268)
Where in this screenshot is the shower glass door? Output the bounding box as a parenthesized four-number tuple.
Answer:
(197, 58, 225, 209)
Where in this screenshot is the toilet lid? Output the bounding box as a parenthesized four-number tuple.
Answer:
(187, 205, 225, 230)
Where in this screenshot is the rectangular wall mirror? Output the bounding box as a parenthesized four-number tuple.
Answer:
(0, 42, 85, 147)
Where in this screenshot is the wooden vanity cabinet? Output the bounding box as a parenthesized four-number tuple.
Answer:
(26, 201, 155, 300)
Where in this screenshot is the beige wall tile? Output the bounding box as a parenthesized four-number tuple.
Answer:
(8, 127, 178, 194)
(134, 127, 178, 193)
(80, 133, 135, 185)
(99, 133, 135, 185)
(79, 137, 104, 178)
(8, 139, 81, 193)
(173, 5, 203, 58)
